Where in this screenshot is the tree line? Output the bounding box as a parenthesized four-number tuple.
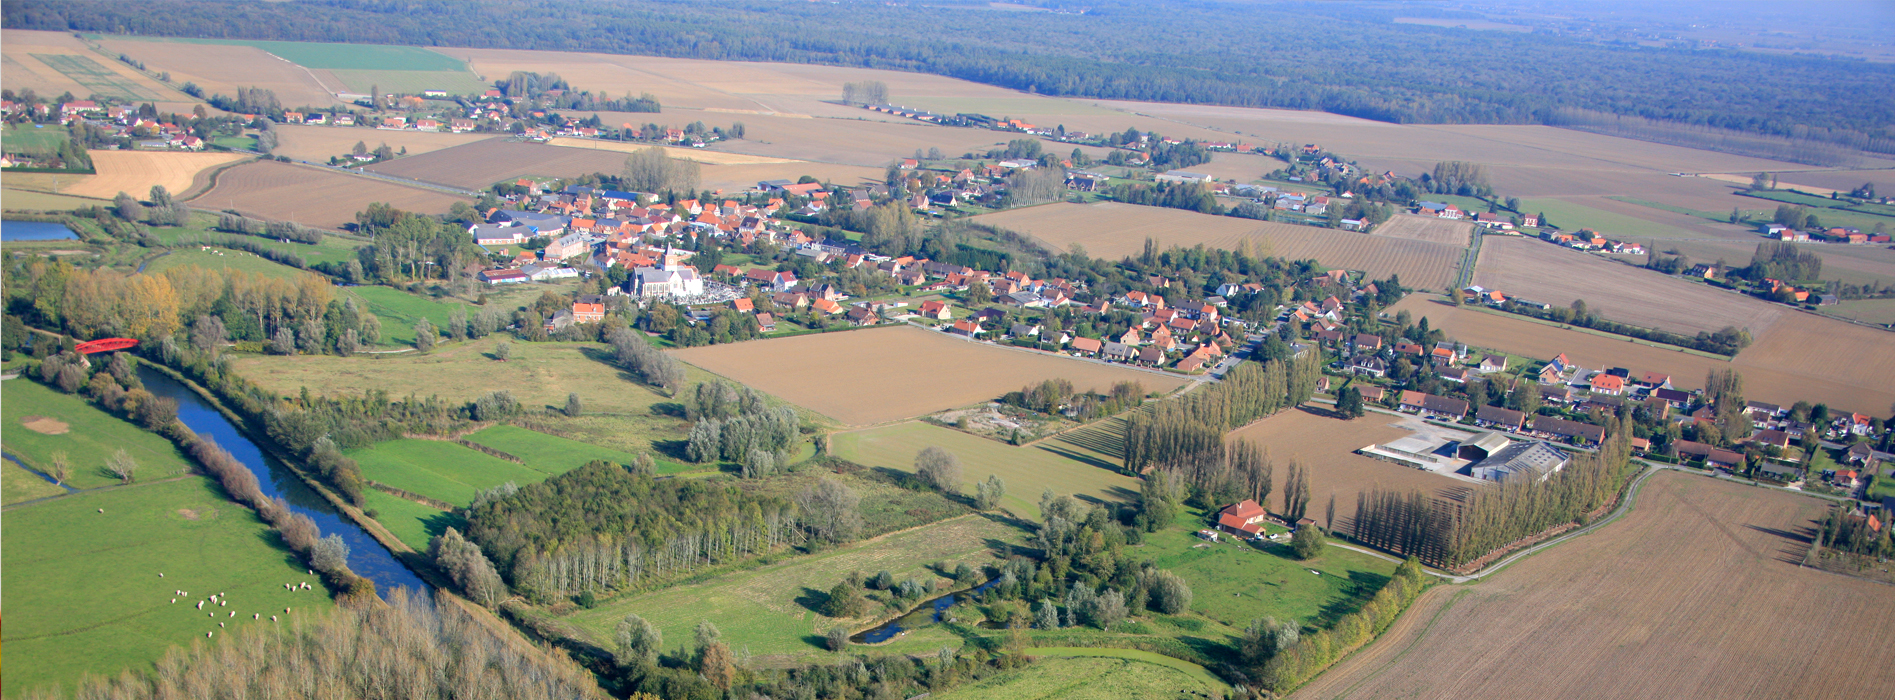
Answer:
(1123, 352, 1325, 475)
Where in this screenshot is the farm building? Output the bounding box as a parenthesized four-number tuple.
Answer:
(1456, 431, 1513, 461)
(1359, 435, 1452, 471)
(1217, 499, 1268, 538)
(1470, 441, 1571, 483)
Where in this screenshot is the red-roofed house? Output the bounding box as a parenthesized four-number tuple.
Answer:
(1217, 500, 1268, 537)
(571, 303, 605, 323)
(918, 300, 951, 320)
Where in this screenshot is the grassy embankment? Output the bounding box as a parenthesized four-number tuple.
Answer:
(2, 379, 196, 489)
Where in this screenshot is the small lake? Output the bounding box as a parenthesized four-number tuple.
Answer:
(0, 220, 80, 241)
(138, 367, 430, 597)
(854, 578, 1000, 644)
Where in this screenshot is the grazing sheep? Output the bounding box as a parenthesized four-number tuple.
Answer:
(254, 614, 259, 620)
(98, 509, 103, 513)
(284, 607, 291, 613)
(219, 622, 224, 628)
(220, 601, 226, 606)
(228, 611, 235, 617)
(159, 573, 164, 577)
(171, 599, 176, 604)
(270, 616, 277, 622)
(196, 601, 204, 610)
(208, 613, 214, 618)
(207, 632, 213, 638)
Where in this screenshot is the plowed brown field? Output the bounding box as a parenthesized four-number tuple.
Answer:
(363, 139, 628, 189)
(5, 151, 247, 200)
(274, 125, 492, 163)
(1472, 236, 1782, 336)
(974, 203, 1463, 289)
(1387, 295, 1895, 415)
(94, 37, 342, 108)
(1227, 409, 1471, 528)
(670, 325, 1188, 425)
(188, 161, 463, 229)
(1293, 471, 1895, 700)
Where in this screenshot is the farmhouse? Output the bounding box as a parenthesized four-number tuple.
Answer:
(1216, 499, 1269, 538)
(1474, 405, 1527, 431)
(1470, 441, 1571, 483)
(1531, 416, 1607, 446)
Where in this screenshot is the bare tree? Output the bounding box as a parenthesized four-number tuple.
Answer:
(50, 451, 70, 485)
(106, 449, 137, 484)
(622, 146, 701, 194)
(798, 478, 863, 544)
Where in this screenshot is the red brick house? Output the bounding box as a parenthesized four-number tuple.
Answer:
(1217, 499, 1268, 537)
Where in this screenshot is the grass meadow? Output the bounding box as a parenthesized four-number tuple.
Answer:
(143, 246, 316, 281)
(0, 476, 337, 698)
(4, 459, 66, 505)
(561, 514, 1021, 662)
(2, 379, 196, 490)
(1519, 198, 1689, 238)
(347, 438, 553, 507)
(362, 489, 463, 551)
(1142, 508, 1398, 631)
(831, 421, 1141, 519)
(465, 425, 653, 473)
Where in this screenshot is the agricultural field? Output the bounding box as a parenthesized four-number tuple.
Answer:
(1, 475, 337, 699)
(347, 438, 553, 506)
(3, 150, 248, 200)
(2, 378, 197, 490)
(931, 655, 1219, 700)
(143, 246, 316, 280)
(188, 160, 464, 229)
(1819, 298, 1895, 325)
(672, 325, 1187, 426)
(561, 513, 1020, 663)
(1518, 196, 1721, 239)
(666, 108, 1008, 168)
(273, 125, 493, 163)
(1736, 312, 1895, 409)
(0, 188, 108, 211)
(325, 69, 489, 96)
(1, 31, 179, 105)
(1291, 471, 1895, 700)
(1638, 235, 1895, 288)
(1371, 214, 1474, 246)
(364, 139, 629, 189)
(697, 161, 886, 194)
(93, 37, 343, 108)
(1386, 295, 1895, 416)
(1472, 236, 1783, 336)
(973, 202, 1463, 289)
(830, 420, 1144, 518)
(1225, 408, 1472, 529)
(2, 123, 70, 154)
(545, 139, 798, 163)
(1765, 169, 1895, 194)
(335, 284, 472, 346)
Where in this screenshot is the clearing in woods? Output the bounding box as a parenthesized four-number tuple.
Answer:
(1, 379, 197, 490)
(560, 513, 1018, 662)
(1472, 235, 1783, 337)
(1370, 214, 1474, 246)
(0, 476, 340, 699)
(1225, 408, 1472, 529)
(187, 160, 464, 229)
(670, 325, 1189, 426)
(830, 420, 1144, 518)
(1385, 295, 1895, 416)
(1291, 471, 1895, 700)
(972, 203, 1463, 290)
(3, 151, 248, 200)
(363, 139, 629, 189)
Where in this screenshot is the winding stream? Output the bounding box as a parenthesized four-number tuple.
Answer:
(854, 578, 1000, 644)
(137, 367, 429, 596)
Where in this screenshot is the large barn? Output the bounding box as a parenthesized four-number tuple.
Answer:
(1470, 441, 1571, 483)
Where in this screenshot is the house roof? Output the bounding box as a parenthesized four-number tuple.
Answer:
(1475, 405, 1527, 427)
(1222, 499, 1267, 521)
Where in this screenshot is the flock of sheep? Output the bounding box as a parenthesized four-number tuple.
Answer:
(163, 570, 318, 639)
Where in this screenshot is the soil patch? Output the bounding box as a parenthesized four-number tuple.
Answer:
(21, 415, 70, 434)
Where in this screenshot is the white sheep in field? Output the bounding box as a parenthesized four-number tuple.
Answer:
(270, 615, 278, 622)
(220, 601, 226, 607)
(171, 599, 176, 604)
(207, 631, 214, 638)
(284, 607, 291, 613)
(253, 614, 259, 620)
(207, 613, 214, 618)
(159, 573, 164, 577)
(228, 611, 235, 617)
(219, 622, 225, 628)
(98, 508, 103, 513)
(196, 601, 204, 610)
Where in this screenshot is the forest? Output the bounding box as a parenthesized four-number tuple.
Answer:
(5, 0, 1892, 153)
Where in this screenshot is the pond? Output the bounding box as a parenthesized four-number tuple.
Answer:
(137, 366, 430, 596)
(853, 577, 1000, 644)
(1, 220, 79, 241)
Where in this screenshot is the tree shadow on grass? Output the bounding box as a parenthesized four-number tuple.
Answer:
(1308, 569, 1392, 629)
(1038, 443, 1121, 473)
(794, 586, 831, 615)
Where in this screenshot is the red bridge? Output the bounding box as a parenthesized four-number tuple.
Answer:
(74, 338, 139, 354)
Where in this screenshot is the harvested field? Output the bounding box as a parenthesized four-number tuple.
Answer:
(1292, 471, 1895, 700)
(363, 139, 627, 189)
(4, 151, 247, 201)
(1371, 214, 1474, 246)
(94, 37, 342, 108)
(273, 125, 490, 163)
(671, 325, 1188, 425)
(1640, 236, 1895, 288)
(188, 161, 463, 229)
(1821, 298, 1895, 325)
(1473, 236, 1782, 336)
(544, 138, 796, 163)
(1226, 408, 1470, 528)
(1, 188, 108, 209)
(1767, 169, 1895, 193)
(974, 203, 1463, 289)
(1387, 296, 1895, 415)
(697, 162, 885, 194)
(2, 31, 185, 108)
(1739, 312, 1895, 403)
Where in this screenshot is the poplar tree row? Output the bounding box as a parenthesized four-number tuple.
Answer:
(1122, 350, 1323, 474)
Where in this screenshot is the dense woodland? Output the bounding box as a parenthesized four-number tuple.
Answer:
(7, 0, 1892, 155)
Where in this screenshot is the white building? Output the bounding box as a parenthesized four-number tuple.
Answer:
(635, 265, 704, 298)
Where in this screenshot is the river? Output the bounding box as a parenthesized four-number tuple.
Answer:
(1, 220, 80, 241)
(137, 367, 429, 596)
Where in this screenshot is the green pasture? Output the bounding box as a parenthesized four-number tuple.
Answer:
(341, 285, 471, 346)
(0, 476, 336, 698)
(562, 513, 1020, 660)
(1519, 198, 1691, 238)
(464, 424, 689, 474)
(211, 135, 259, 151)
(1142, 509, 1396, 631)
(3, 124, 70, 153)
(362, 489, 462, 551)
(1736, 190, 1895, 231)
(831, 421, 1141, 519)
(3, 458, 66, 505)
(933, 653, 1220, 699)
(101, 36, 467, 72)
(144, 246, 313, 280)
(329, 69, 490, 96)
(347, 438, 553, 507)
(1, 379, 196, 490)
